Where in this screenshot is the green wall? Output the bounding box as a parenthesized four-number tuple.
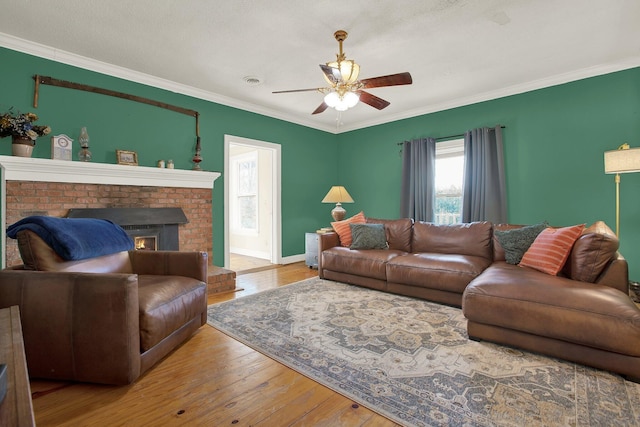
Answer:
(3, 46, 639, 280)
(0, 47, 337, 266)
(337, 67, 640, 280)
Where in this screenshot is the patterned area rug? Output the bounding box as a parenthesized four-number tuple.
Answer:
(207, 278, 640, 426)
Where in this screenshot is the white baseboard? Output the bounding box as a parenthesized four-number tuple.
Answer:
(280, 254, 305, 265)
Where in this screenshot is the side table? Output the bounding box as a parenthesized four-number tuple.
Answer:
(305, 232, 319, 269)
(0, 306, 35, 426)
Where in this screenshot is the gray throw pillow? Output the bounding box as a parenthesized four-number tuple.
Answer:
(494, 222, 548, 265)
(349, 223, 388, 250)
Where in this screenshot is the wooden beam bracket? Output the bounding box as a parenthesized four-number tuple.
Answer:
(32, 74, 200, 139)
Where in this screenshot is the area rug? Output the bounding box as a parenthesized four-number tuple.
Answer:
(207, 278, 640, 426)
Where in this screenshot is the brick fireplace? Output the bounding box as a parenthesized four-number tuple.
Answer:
(0, 156, 220, 268)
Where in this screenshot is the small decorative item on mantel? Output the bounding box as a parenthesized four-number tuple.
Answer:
(77, 126, 92, 162)
(192, 136, 202, 170)
(51, 134, 73, 160)
(0, 109, 51, 157)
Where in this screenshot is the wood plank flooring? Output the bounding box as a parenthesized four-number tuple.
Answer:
(30, 262, 400, 426)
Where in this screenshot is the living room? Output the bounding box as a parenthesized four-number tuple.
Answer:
(1, 1, 640, 425)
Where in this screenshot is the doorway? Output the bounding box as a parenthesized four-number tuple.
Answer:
(224, 135, 281, 272)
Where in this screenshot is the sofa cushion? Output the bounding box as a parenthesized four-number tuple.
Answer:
(331, 211, 366, 247)
(137, 275, 207, 352)
(321, 246, 404, 280)
(16, 230, 133, 273)
(412, 221, 492, 260)
(387, 253, 492, 294)
(349, 223, 388, 250)
(365, 217, 413, 252)
(519, 224, 585, 275)
(563, 221, 619, 283)
(494, 222, 547, 265)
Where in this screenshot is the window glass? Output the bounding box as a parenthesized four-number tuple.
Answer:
(231, 152, 258, 232)
(434, 139, 464, 224)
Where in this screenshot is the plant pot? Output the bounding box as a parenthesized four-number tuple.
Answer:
(12, 136, 35, 157)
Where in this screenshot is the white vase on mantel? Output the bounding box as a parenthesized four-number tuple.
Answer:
(11, 136, 35, 158)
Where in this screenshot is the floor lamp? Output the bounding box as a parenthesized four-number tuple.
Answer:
(604, 143, 640, 237)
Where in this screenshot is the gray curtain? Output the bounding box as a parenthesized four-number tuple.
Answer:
(400, 137, 436, 221)
(462, 126, 507, 223)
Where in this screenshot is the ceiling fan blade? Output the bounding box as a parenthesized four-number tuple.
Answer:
(273, 88, 322, 94)
(312, 102, 329, 115)
(320, 64, 341, 85)
(360, 72, 412, 89)
(358, 91, 390, 110)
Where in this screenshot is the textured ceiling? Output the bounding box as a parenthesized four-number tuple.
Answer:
(1, 0, 639, 133)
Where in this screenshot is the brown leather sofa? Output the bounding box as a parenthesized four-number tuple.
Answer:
(319, 218, 638, 379)
(0, 230, 208, 385)
(320, 218, 494, 306)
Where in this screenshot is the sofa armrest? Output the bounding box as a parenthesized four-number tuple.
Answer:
(128, 250, 208, 282)
(595, 252, 629, 294)
(0, 270, 140, 385)
(318, 232, 339, 278)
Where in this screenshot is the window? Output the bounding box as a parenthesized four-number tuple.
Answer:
(231, 152, 258, 231)
(434, 139, 464, 224)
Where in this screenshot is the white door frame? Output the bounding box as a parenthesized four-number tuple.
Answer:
(224, 135, 281, 268)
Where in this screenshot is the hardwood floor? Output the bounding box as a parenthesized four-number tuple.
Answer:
(229, 253, 274, 274)
(30, 262, 400, 426)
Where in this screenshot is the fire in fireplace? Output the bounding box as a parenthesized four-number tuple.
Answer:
(67, 207, 188, 251)
(135, 236, 157, 251)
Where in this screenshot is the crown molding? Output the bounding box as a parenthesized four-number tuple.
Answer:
(338, 58, 640, 133)
(2, 32, 638, 135)
(0, 32, 336, 134)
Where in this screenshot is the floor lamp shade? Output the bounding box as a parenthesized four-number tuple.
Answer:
(322, 186, 354, 221)
(604, 146, 640, 237)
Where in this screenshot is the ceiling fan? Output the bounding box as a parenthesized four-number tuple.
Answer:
(273, 30, 413, 115)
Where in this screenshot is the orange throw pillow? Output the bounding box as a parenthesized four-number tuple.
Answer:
(519, 224, 585, 275)
(331, 211, 366, 247)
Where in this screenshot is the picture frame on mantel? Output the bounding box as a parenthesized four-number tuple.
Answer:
(116, 150, 138, 166)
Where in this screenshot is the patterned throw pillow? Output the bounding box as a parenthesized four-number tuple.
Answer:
(349, 223, 388, 250)
(331, 211, 366, 247)
(519, 224, 585, 275)
(494, 222, 547, 265)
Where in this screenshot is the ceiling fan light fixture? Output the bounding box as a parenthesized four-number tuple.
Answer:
(343, 91, 359, 108)
(335, 102, 349, 112)
(324, 91, 340, 107)
(340, 60, 360, 84)
(322, 60, 360, 86)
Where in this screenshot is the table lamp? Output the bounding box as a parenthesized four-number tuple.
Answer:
(604, 143, 640, 237)
(322, 186, 354, 221)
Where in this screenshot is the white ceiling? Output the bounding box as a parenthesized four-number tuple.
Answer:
(1, 0, 639, 134)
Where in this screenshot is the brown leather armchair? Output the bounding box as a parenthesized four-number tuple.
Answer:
(0, 230, 208, 385)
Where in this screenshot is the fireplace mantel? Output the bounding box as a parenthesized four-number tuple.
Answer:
(0, 155, 221, 268)
(0, 155, 220, 188)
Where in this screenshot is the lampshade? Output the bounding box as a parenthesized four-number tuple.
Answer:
(322, 186, 354, 204)
(604, 147, 640, 173)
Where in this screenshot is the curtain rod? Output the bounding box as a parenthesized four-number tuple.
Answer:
(396, 125, 506, 145)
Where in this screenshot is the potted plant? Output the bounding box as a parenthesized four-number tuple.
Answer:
(0, 109, 51, 157)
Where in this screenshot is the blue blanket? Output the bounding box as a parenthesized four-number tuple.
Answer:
(7, 216, 134, 261)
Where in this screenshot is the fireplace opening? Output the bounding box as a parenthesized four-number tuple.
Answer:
(67, 207, 188, 251)
(135, 236, 157, 251)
